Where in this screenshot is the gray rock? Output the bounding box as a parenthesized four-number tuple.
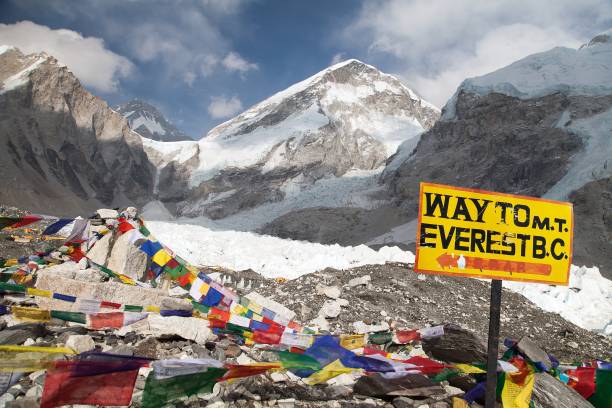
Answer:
(353, 374, 445, 398)
(421, 324, 486, 364)
(531, 372, 593, 408)
(516, 337, 552, 371)
(65, 334, 95, 353)
(393, 397, 418, 408)
(0, 324, 46, 345)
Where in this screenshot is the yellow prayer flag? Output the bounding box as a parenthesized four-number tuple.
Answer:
(501, 372, 535, 408)
(27, 287, 52, 298)
(0, 345, 76, 354)
(5, 259, 18, 266)
(340, 334, 365, 350)
(199, 282, 210, 295)
(152, 249, 172, 266)
(304, 359, 356, 385)
(454, 364, 486, 374)
(452, 397, 470, 408)
(248, 302, 263, 315)
(12, 306, 51, 322)
(145, 305, 161, 313)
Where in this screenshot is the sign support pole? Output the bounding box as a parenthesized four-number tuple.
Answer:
(485, 279, 502, 407)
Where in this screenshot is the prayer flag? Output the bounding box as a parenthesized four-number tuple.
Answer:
(304, 359, 356, 385)
(142, 367, 227, 408)
(40, 360, 140, 408)
(0, 216, 42, 230)
(588, 368, 612, 408)
(42, 219, 74, 235)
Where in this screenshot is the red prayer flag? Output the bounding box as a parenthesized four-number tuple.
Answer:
(568, 367, 596, 399)
(100, 301, 122, 309)
(89, 312, 125, 330)
(40, 361, 139, 408)
(253, 330, 282, 344)
(118, 221, 135, 234)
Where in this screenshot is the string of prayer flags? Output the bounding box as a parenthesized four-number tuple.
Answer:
(142, 367, 228, 408)
(0, 215, 42, 230)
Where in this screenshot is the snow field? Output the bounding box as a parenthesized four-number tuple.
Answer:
(146, 220, 611, 335)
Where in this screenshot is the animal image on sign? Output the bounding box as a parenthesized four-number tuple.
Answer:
(415, 183, 573, 285)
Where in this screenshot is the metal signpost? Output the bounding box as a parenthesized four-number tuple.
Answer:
(414, 182, 573, 407)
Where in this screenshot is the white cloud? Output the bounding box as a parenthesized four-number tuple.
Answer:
(183, 71, 197, 87)
(208, 95, 243, 119)
(331, 52, 345, 65)
(221, 52, 258, 73)
(346, 0, 612, 107)
(0, 20, 133, 93)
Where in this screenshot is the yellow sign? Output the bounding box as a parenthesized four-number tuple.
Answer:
(415, 183, 573, 285)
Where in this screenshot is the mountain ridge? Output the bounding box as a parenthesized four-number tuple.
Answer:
(116, 99, 192, 142)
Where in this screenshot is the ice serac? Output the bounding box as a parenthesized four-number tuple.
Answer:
(0, 47, 155, 215)
(116, 99, 192, 142)
(383, 30, 612, 278)
(152, 59, 439, 220)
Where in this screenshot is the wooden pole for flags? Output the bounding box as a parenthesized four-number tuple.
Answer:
(485, 279, 502, 407)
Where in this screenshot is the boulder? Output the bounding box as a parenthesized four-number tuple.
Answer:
(116, 314, 212, 344)
(97, 209, 119, 219)
(348, 275, 371, 288)
(35, 267, 178, 312)
(324, 286, 341, 299)
(319, 300, 342, 319)
(421, 324, 486, 364)
(0, 324, 46, 345)
(531, 372, 593, 408)
(353, 373, 445, 398)
(516, 337, 552, 371)
(353, 321, 389, 334)
(86, 233, 113, 265)
(106, 231, 147, 280)
(65, 335, 95, 353)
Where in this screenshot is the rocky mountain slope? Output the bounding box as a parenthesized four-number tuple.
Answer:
(116, 99, 192, 142)
(146, 59, 439, 221)
(0, 46, 155, 215)
(381, 30, 612, 278)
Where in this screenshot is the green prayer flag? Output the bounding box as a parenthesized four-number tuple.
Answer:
(124, 305, 144, 312)
(277, 351, 321, 371)
(50, 310, 86, 324)
(368, 331, 393, 345)
(164, 264, 184, 279)
(191, 301, 210, 314)
(588, 368, 612, 408)
(431, 368, 460, 382)
(0, 282, 27, 293)
(142, 367, 227, 408)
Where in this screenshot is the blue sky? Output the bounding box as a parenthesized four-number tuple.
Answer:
(1, 0, 611, 138)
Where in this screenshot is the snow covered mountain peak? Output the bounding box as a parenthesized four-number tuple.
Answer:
(581, 28, 611, 49)
(191, 59, 440, 185)
(0, 47, 53, 95)
(443, 31, 612, 119)
(116, 99, 192, 142)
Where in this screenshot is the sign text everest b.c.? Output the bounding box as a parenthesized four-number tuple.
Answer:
(415, 183, 573, 285)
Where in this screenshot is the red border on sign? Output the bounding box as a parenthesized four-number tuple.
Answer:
(414, 182, 573, 286)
